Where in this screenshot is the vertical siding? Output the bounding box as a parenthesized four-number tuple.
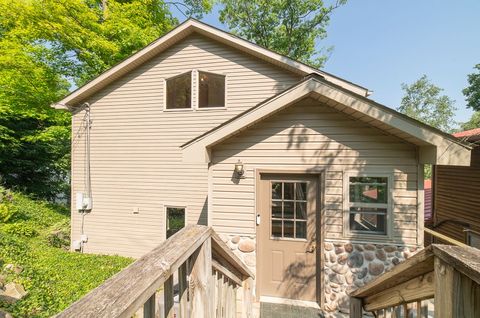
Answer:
(211, 98, 419, 245)
(71, 33, 301, 258)
(433, 146, 480, 243)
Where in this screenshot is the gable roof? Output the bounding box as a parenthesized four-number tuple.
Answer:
(182, 75, 472, 166)
(52, 19, 369, 109)
(453, 128, 480, 142)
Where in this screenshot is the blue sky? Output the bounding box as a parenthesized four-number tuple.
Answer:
(171, 1, 479, 124)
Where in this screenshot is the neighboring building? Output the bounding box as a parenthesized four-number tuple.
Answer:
(430, 129, 480, 248)
(53, 19, 471, 312)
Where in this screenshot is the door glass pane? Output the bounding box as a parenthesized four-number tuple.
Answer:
(166, 207, 185, 238)
(272, 182, 282, 200)
(284, 182, 294, 200)
(272, 201, 282, 218)
(295, 202, 307, 220)
(270, 180, 311, 239)
(283, 201, 294, 219)
(284, 221, 294, 238)
(272, 220, 282, 237)
(296, 221, 307, 239)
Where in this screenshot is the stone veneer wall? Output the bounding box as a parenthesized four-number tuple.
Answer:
(218, 234, 419, 315)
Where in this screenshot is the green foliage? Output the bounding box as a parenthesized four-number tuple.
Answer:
(398, 75, 457, 133)
(218, 0, 347, 68)
(0, 189, 16, 222)
(0, 188, 133, 317)
(0, 0, 179, 200)
(463, 64, 480, 112)
(461, 111, 480, 131)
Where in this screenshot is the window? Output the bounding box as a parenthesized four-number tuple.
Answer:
(198, 71, 225, 108)
(271, 181, 308, 239)
(166, 207, 185, 238)
(348, 176, 389, 235)
(467, 230, 480, 249)
(166, 72, 192, 109)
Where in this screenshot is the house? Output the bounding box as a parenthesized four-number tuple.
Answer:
(53, 19, 471, 313)
(428, 129, 480, 248)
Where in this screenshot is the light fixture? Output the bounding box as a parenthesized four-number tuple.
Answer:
(234, 160, 245, 179)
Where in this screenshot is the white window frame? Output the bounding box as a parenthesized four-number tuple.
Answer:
(195, 70, 228, 110)
(343, 172, 394, 241)
(163, 71, 194, 112)
(164, 205, 187, 240)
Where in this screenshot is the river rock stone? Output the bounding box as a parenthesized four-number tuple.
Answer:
(376, 249, 387, 261)
(364, 244, 375, 251)
(356, 267, 368, 279)
(324, 242, 334, 251)
(238, 238, 255, 253)
(337, 254, 348, 265)
(329, 273, 345, 285)
(354, 244, 364, 252)
(347, 252, 364, 268)
(0, 310, 13, 318)
(345, 272, 354, 284)
(331, 264, 348, 275)
(369, 261, 385, 276)
(392, 257, 400, 265)
(364, 251, 375, 261)
(4, 264, 22, 275)
(329, 252, 337, 263)
(0, 282, 27, 304)
(384, 245, 396, 253)
(335, 246, 344, 254)
(231, 236, 240, 244)
(344, 243, 353, 253)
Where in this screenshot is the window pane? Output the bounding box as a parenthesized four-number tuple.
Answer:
(296, 182, 307, 201)
(199, 72, 225, 108)
(166, 207, 185, 238)
(349, 177, 388, 204)
(272, 220, 282, 237)
(295, 202, 307, 220)
(284, 201, 294, 219)
(272, 182, 282, 200)
(284, 182, 294, 200)
(166, 72, 191, 109)
(271, 201, 282, 218)
(284, 221, 294, 238)
(296, 221, 307, 239)
(349, 207, 387, 234)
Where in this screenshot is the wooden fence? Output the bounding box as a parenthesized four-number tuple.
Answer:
(349, 244, 480, 318)
(56, 225, 254, 318)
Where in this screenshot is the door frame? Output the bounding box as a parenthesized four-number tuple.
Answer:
(254, 168, 326, 307)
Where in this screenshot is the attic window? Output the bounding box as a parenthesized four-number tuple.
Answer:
(199, 71, 225, 108)
(166, 72, 192, 109)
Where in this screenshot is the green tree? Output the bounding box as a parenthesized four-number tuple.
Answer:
(0, 0, 184, 199)
(398, 75, 457, 133)
(218, 0, 347, 68)
(463, 64, 480, 111)
(461, 111, 480, 131)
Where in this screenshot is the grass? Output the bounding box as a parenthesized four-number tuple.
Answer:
(0, 188, 133, 317)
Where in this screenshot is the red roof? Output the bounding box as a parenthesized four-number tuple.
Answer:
(453, 128, 480, 138)
(424, 179, 433, 223)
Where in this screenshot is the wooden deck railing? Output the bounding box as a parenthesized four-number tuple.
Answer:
(349, 244, 480, 318)
(56, 225, 254, 318)
(424, 227, 469, 247)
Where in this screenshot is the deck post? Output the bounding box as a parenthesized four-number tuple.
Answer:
(178, 262, 188, 317)
(349, 297, 363, 318)
(164, 275, 174, 318)
(189, 237, 213, 317)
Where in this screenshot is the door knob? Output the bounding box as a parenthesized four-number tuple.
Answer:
(306, 242, 316, 253)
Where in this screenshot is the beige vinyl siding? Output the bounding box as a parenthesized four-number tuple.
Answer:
(71, 33, 300, 258)
(211, 98, 420, 245)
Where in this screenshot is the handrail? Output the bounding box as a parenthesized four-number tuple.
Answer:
(56, 225, 254, 318)
(349, 244, 480, 317)
(424, 227, 469, 247)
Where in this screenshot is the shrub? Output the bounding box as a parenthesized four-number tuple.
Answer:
(2, 222, 38, 237)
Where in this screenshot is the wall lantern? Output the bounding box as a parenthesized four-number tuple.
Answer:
(234, 160, 245, 179)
